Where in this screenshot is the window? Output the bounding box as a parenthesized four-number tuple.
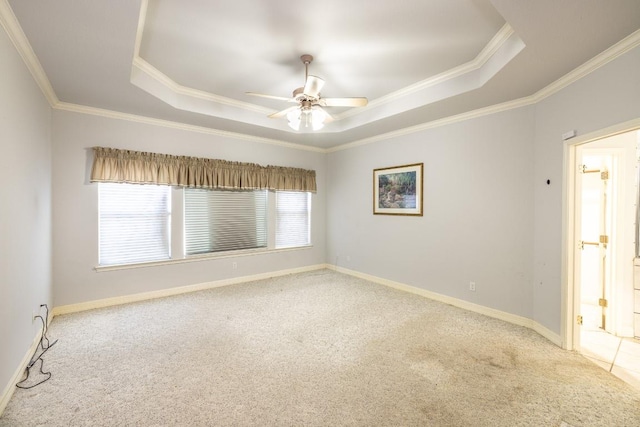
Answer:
(276, 191, 311, 248)
(184, 188, 267, 255)
(98, 183, 171, 266)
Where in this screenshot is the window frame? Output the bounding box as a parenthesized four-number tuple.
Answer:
(95, 186, 313, 271)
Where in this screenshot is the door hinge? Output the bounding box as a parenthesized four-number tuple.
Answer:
(577, 315, 583, 325)
(599, 235, 608, 244)
(601, 170, 609, 180)
(598, 298, 608, 308)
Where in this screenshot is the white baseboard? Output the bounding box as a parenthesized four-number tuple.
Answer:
(52, 264, 327, 316)
(3, 263, 561, 417)
(0, 327, 42, 417)
(327, 265, 562, 347)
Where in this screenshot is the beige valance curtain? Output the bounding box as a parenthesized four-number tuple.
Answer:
(90, 147, 316, 192)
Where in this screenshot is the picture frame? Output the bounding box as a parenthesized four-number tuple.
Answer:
(373, 163, 423, 216)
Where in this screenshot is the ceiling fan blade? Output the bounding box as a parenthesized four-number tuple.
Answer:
(246, 92, 293, 102)
(318, 97, 368, 107)
(303, 75, 325, 98)
(268, 106, 298, 119)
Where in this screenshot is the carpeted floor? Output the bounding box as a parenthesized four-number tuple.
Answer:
(2, 269, 639, 426)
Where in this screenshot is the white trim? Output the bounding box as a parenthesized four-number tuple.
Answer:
(53, 102, 325, 153)
(0, 326, 43, 417)
(0, 0, 58, 106)
(2, 0, 639, 153)
(532, 28, 640, 103)
(327, 265, 562, 346)
(132, 56, 273, 115)
(132, 0, 147, 59)
(327, 96, 535, 153)
(561, 118, 640, 351)
(337, 24, 516, 119)
(53, 264, 327, 316)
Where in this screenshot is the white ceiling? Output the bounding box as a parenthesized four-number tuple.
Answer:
(5, 0, 640, 149)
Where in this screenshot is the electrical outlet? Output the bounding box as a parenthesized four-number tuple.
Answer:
(469, 281, 476, 291)
(232, 262, 237, 270)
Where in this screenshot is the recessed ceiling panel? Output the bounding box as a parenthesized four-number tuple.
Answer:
(140, 0, 505, 101)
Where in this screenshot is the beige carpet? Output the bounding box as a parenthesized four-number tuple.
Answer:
(2, 269, 639, 426)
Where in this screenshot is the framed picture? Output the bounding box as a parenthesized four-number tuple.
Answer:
(373, 163, 423, 216)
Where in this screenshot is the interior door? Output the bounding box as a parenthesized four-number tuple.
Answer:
(577, 158, 611, 332)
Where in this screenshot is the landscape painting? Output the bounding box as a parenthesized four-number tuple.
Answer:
(373, 163, 423, 216)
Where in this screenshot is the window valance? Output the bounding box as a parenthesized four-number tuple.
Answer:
(90, 147, 317, 192)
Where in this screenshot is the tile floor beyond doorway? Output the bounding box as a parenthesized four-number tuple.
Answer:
(580, 328, 640, 391)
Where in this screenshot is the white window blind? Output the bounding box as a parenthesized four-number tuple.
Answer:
(98, 183, 171, 266)
(184, 189, 267, 255)
(276, 191, 311, 248)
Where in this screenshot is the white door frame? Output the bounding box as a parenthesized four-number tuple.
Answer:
(562, 118, 640, 350)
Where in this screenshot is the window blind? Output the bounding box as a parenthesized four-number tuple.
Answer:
(276, 191, 311, 248)
(184, 189, 267, 255)
(98, 183, 171, 266)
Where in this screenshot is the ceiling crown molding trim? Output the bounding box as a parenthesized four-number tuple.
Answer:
(4, 0, 638, 154)
(0, 0, 58, 106)
(341, 23, 515, 119)
(532, 28, 640, 103)
(131, 57, 273, 115)
(132, 0, 148, 59)
(329, 27, 640, 152)
(131, 3, 522, 134)
(326, 96, 537, 153)
(54, 102, 325, 153)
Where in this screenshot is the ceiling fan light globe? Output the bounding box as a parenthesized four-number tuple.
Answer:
(286, 108, 301, 131)
(311, 106, 327, 130)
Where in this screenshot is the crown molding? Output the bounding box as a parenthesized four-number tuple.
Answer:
(328, 28, 640, 152)
(532, 28, 640, 103)
(326, 95, 537, 153)
(3, 0, 638, 154)
(0, 0, 58, 106)
(54, 102, 326, 153)
(131, 56, 273, 115)
(132, 0, 148, 59)
(344, 23, 515, 119)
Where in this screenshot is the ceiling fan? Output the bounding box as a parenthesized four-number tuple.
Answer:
(247, 54, 368, 131)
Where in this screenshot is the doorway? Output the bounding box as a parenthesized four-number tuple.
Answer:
(565, 126, 640, 389)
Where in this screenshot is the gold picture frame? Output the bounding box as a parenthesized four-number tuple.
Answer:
(373, 163, 423, 216)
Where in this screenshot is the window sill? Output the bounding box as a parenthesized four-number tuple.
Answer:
(94, 245, 313, 272)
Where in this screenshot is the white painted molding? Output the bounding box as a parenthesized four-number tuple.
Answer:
(0, 0, 58, 106)
(3, 0, 638, 154)
(132, 56, 273, 115)
(0, 325, 42, 417)
(327, 95, 536, 153)
(349, 24, 515, 116)
(131, 4, 520, 133)
(532, 28, 640, 103)
(327, 265, 562, 347)
(132, 0, 148, 59)
(52, 264, 327, 316)
(53, 102, 325, 153)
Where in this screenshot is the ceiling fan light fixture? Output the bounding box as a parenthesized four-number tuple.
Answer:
(287, 105, 326, 131)
(249, 54, 366, 132)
